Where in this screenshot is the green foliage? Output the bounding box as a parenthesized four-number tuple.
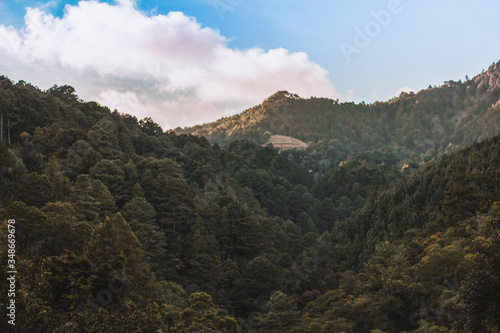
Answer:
(171, 292, 237, 332)
(84, 213, 144, 276)
(70, 175, 116, 223)
(460, 203, 500, 332)
(1, 65, 500, 332)
(180, 66, 500, 172)
(256, 291, 300, 332)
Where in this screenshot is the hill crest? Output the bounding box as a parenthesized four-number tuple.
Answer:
(176, 61, 500, 164)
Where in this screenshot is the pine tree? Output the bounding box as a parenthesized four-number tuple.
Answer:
(70, 175, 115, 222)
(121, 196, 168, 276)
(43, 156, 71, 201)
(189, 228, 223, 295)
(0, 87, 16, 143)
(441, 162, 483, 224)
(65, 140, 102, 178)
(258, 291, 300, 332)
(460, 203, 500, 332)
(90, 159, 126, 206)
(172, 292, 237, 332)
(84, 213, 156, 305)
(23, 172, 52, 207)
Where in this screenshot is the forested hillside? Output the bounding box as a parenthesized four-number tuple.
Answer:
(0, 76, 323, 332)
(179, 62, 500, 171)
(179, 60, 500, 232)
(0, 65, 500, 333)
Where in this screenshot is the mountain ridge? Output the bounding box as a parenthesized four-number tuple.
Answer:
(177, 62, 500, 169)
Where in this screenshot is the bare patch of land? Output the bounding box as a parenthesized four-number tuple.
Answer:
(264, 134, 307, 150)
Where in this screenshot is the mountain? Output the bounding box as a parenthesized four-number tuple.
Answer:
(178, 62, 500, 171)
(176, 62, 500, 226)
(1, 61, 500, 332)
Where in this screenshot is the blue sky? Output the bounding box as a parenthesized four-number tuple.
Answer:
(1, 0, 500, 128)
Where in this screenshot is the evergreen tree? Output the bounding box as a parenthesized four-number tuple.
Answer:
(257, 291, 300, 332)
(43, 156, 71, 202)
(172, 292, 237, 332)
(70, 175, 115, 222)
(441, 162, 483, 224)
(121, 196, 169, 277)
(460, 203, 500, 332)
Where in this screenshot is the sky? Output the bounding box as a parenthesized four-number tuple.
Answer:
(1, 0, 500, 129)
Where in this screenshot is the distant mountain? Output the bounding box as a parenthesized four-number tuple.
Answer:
(177, 61, 500, 171)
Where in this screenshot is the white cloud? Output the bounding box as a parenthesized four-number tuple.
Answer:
(345, 89, 355, 101)
(395, 86, 415, 96)
(0, 0, 339, 129)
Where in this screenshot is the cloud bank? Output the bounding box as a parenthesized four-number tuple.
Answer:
(0, 0, 339, 129)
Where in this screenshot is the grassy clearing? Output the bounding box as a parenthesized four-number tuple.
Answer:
(264, 134, 307, 150)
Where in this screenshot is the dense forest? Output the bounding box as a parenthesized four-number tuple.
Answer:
(180, 61, 500, 230)
(179, 62, 500, 170)
(0, 63, 499, 333)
